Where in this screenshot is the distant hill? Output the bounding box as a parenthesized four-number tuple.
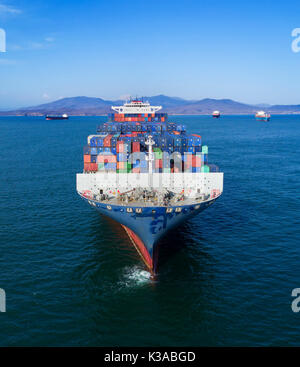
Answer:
(1, 95, 300, 115)
(163, 98, 259, 114)
(5, 96, 119, 116)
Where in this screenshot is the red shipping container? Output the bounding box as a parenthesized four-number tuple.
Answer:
(90, 163, 98, 171)
(132, 142, 140, 152)
(192, 155, 202, 167)
(84, 163, 91, 171)
(103, 134, 112, 147)
(84, 154, 91, 163)
(117, 141, 124, 153)
(155, 159, 162, 168)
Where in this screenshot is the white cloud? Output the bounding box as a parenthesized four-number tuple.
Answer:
(27, 41, 44, 49)
(10, 37, 55, 51)
(42, 93, 50, 99)
(0, 4, 21, 15)
(45, 37, 55, 42)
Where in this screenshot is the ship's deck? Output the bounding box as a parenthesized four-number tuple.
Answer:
(80, 192, 217, 208)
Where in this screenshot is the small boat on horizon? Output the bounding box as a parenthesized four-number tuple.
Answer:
(46, 113, 69, 120)
(212, 110, 220, 118)
(255, 111, 270, 121)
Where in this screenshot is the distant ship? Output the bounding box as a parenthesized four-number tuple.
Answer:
(46, 113, 69, 120)
(76, 99, 223, 272)
(255, 111, 270, 121)
(212, 110, 220, 118)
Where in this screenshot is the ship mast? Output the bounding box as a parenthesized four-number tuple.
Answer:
(145, 135, 155, 174)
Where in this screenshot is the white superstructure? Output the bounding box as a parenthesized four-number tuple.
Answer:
(111, 99, 162, 114)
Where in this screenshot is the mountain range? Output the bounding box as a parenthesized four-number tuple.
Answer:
(1, 95, 300, 115)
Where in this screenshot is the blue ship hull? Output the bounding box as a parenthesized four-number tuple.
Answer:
(80, 195, 217, 271)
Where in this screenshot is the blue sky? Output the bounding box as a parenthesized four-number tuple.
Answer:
(0, 0, 300, 108)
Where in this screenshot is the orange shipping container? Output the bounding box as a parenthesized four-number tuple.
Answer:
(84, 154, 91, 163)
(117, 162, 125, 169)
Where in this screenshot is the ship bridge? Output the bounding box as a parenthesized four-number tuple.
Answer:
(111, 99, 162, 114)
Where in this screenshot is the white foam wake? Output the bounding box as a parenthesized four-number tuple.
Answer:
(120, 266, 152, 287)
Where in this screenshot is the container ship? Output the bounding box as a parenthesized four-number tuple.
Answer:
(212, 110, 221, 118)
(255, 111, 270, 121)
(46, 113, 69, 120)
(76, 99, 223, 272)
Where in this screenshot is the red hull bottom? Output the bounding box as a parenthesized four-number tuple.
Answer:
(122, 225, 154, 271)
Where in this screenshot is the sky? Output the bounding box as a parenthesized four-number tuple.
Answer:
(0, 0, 300, 108)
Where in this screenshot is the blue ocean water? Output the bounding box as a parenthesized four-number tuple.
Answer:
(0, 115, 299, 346)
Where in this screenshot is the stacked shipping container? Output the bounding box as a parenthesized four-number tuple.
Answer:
(84, 113, 212, 173)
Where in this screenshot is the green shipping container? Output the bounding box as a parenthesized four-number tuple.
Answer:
(201, 165, 210, 173)
(202, 145, 208, 154)
(117, 169, 129, 173)
(155, 151, 163, 159)
(163, 168, 171, 173)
